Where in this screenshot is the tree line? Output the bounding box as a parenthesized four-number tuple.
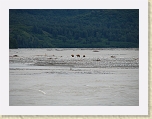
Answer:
(9, 9, 139, 48)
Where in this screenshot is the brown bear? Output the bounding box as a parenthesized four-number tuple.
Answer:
(76, 54, 80, 57)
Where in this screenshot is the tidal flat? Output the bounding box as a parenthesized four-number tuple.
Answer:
(9, 48, 139, 106)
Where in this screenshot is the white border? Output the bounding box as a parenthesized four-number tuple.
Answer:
(0, 0, 148, 115)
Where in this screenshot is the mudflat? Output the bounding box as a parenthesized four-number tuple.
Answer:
(9, 48, 139, 106)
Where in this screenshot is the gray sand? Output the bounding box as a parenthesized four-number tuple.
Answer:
(9, 48, 139, 106)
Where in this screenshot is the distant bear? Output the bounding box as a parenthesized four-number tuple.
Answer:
(71, 54, 74, 57)
(76, 54, 80, 57)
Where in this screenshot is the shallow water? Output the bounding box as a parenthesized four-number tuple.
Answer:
(9, 48, 139, 106)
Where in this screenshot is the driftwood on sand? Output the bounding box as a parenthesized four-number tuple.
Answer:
(13, 55, 18, 57)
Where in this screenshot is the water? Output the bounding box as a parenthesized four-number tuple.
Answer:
(9, 48, 139, 106)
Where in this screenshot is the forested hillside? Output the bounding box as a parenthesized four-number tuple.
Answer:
(9, 9, 139, 48)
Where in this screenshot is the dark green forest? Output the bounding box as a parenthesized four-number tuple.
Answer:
(9, 9, 139, 48)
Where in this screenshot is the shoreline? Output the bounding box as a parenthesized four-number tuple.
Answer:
(9, 48, 139, 69)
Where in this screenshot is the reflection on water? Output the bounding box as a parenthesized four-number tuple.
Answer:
(9, 48, 139, 106)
